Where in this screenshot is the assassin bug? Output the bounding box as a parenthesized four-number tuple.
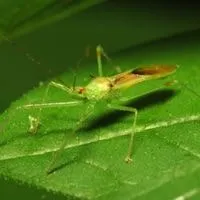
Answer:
(0, 35, 177, 173)
(19, 46, 177, 172)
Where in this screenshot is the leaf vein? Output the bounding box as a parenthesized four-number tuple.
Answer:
(1, 114, 200, 161)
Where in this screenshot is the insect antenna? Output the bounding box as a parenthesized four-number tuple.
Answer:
(177, 80, 200, 98)
(164, 79, 200, 99)
(0, 32, 41, 65)
(0, 33, 44, 134)
(72, 74, 77, 91)
(0, 32, 75, 88)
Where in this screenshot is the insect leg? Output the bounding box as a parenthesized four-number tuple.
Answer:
(107, 103, 138, 163)
(0, 85, 52, 135)
(96, 45, 122, 75)
(96, 45, 104, 77)
(20, 80, 80, 134)
(24, 81, 55, 134)
(96, 45, 113, 76)
(47, 103, 95, 174)
(28, 82, 51, 134)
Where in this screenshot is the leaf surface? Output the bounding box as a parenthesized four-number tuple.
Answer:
(0, 32, 200, 200)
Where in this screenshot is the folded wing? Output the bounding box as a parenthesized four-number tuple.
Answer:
(111, 65, 178, 90)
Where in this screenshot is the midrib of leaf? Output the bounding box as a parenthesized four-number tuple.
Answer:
(0, 113, 200, 161)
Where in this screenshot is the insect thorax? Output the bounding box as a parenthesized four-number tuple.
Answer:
(84, 77, 113, 100)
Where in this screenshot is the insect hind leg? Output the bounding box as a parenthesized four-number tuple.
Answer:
(107, 103, 138, 163)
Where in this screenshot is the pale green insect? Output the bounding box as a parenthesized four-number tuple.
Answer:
(0, 35, 177, 173)
(20, 45, 177, 173)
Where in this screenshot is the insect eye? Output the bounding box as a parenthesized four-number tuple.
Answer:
(108, 82, 114, 88)
(78, 87, 85, 94)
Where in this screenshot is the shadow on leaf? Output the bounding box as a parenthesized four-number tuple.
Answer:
(83, 89, 179, 131)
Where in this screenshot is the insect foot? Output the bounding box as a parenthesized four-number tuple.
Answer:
(28, 115, 40, 135)
(125, 156, 133, 164)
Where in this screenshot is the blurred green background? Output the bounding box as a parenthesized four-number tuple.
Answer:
(1, 0, 200, 199)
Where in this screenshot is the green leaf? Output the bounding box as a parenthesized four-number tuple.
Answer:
(0, 0, 106, 38)
(1, 31, 200, 200)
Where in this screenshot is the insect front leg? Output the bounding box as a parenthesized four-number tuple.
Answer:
(0, 85, 50, 136)
(107, 103, 138, 163)
(26, 82, 52, 134)
(96, 45, 112, 77)
(96, 45, 104, 77)
(20, 80, 80, 135)
(96, 45, 122, 76)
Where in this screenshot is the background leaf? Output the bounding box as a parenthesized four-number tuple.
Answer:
(0, 0, 106, 38)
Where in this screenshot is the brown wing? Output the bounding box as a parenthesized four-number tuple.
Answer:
(111, 64, 178, 89)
